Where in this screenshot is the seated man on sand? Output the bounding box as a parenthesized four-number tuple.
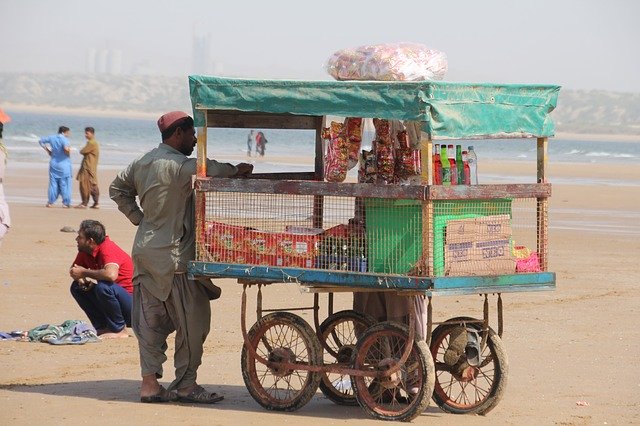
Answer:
(69, 220, 133, 338)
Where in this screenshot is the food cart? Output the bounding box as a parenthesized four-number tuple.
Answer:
(187, 76, 559, 421)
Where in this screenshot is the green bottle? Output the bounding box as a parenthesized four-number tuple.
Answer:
(456, 145, 464, 184)
(440, 145, 451, 185)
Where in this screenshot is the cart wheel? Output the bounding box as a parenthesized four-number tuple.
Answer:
(350, 321, 435, 421)
(429, 317, 508, 415)
(241, 311, 323, 411)
(318, 310, 376, 406)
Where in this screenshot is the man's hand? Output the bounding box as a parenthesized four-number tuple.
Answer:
(235, 163, 253, 177)
(69, 264, 86, 281)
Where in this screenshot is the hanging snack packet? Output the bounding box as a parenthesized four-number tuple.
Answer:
(324, 121, 349, 182)
(344, 117, 363, 170)
(373, 118, 392, 146)
(359, 149, 377, 183)
(376, 143, 395, 184)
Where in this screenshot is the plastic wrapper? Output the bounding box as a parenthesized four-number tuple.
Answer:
(395, 148, 421, 181)
(323, 121, 349, 182)
(376, 144, 395, 184)
(325, 42, 448, 82)
(373, 119, 392, 146)
(344, 117, 363, 170)
(358, 149, 377, 183)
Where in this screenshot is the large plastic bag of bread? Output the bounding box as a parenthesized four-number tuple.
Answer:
(325, 42, 448, 81)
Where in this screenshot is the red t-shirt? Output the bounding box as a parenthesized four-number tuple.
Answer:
(73, 236, 134, 294)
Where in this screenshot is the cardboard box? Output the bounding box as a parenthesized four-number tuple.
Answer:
(277, 232, 319, 268)
(204, 221, 252, 264)
(444, 215, 516, 276)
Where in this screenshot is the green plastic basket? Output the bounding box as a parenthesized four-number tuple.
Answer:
(364, 198, 512, 276)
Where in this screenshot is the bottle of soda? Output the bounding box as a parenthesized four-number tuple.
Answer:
(462, 150, 471, 185)
(456, 145, 464, 184)
(433, 144, 442, 185)
(447, 144, 457, 185)
(440, 144, 450, 185)
(467, 146, 478, 184)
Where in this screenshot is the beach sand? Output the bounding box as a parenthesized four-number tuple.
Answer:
(1, 158, 639, 425)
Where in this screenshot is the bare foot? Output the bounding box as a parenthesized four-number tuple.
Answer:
(98, 328, 129, 339)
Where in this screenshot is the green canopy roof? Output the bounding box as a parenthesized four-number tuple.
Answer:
(189, 75, 560, 139)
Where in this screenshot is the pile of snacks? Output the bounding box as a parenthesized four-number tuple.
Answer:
(325, 42, 448, 82)
(322, 118, 363, 183)
(359, 119, 422, 185)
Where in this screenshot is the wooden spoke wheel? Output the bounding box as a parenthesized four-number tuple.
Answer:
(350, 321, 435, 421)
(429, 317, 509, 415)
(241, 312, 322, 411)
(317, 310, 376, 406)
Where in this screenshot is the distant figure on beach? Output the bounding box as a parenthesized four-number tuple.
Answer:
(255, 131, 267, 157)
(75, 127, 100, 209)
(110, 110, 253, 404)
(247, 130, 254, 157)
(39, 126, 72, 208)
(0, 110, 11, 246)
(69, 220, 133, 339)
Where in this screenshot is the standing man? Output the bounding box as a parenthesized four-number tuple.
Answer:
(246, 129, 254, 157)
(0, 110, 11, 246)
(69, 220, 133, 339)
(110, 111, 253, 404)
(75, 127, 100, 209)
(39, 126, 72, 208)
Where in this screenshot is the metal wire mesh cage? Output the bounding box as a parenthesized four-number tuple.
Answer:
(196, 187, 546, 277)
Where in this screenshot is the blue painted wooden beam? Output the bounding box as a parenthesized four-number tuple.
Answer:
(188, 261, 555, 295)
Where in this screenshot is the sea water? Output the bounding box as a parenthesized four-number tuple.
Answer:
(3, 111, 639, 178)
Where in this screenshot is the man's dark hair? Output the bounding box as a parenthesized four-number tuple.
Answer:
(58, 126, 70, 134)
(85, 127, 95, 134)
(79, 220, 106, 244)
(161, 116, 194, 141)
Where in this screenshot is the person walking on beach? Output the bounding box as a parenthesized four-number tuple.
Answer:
(75, 127, 100, 209)
(69, 220, 133, 339)
(255, 131, 267, 157)
(39, 126, 72, 208)
(0, 110, 11, 246)
(110, 111, 253, 404)
(247, 130, 254, 157)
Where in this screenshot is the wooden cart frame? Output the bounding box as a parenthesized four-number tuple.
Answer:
(187, 76, 559, 421)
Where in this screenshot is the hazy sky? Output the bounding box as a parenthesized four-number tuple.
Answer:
(2, 0, 639, 92)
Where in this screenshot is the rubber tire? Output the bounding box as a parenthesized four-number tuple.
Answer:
(241, 311, 323, 411)
(429, 317, 508, 415)
(318, 310, 376, 406)
(351, 321, 435, 421)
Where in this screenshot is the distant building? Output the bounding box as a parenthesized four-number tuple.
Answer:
(192, 33, 212, 74)
(86, 48, 123, 75)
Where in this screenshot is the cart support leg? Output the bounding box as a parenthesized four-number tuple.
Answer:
(482, 294, 490, 350)
(497, 293, 504, 338)
(257, 285, 263, 320)
(313, 293, 320, 333)
(426, 296, 433, 344)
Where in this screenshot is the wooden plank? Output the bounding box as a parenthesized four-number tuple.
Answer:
(195, 178, 428, 199)
(431, 272, 555, 290)
(426, 183, 551, 199)
(196, 178, 550, 200)
(189, 261, 556, 294)
(429, 283, 555, 296)
(189, 261, 432, 290)
(206, 110, 320, 129)
(420, 136, 434, 275)
(242, 172, 317, 181)
(537, 137, 549, 270)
